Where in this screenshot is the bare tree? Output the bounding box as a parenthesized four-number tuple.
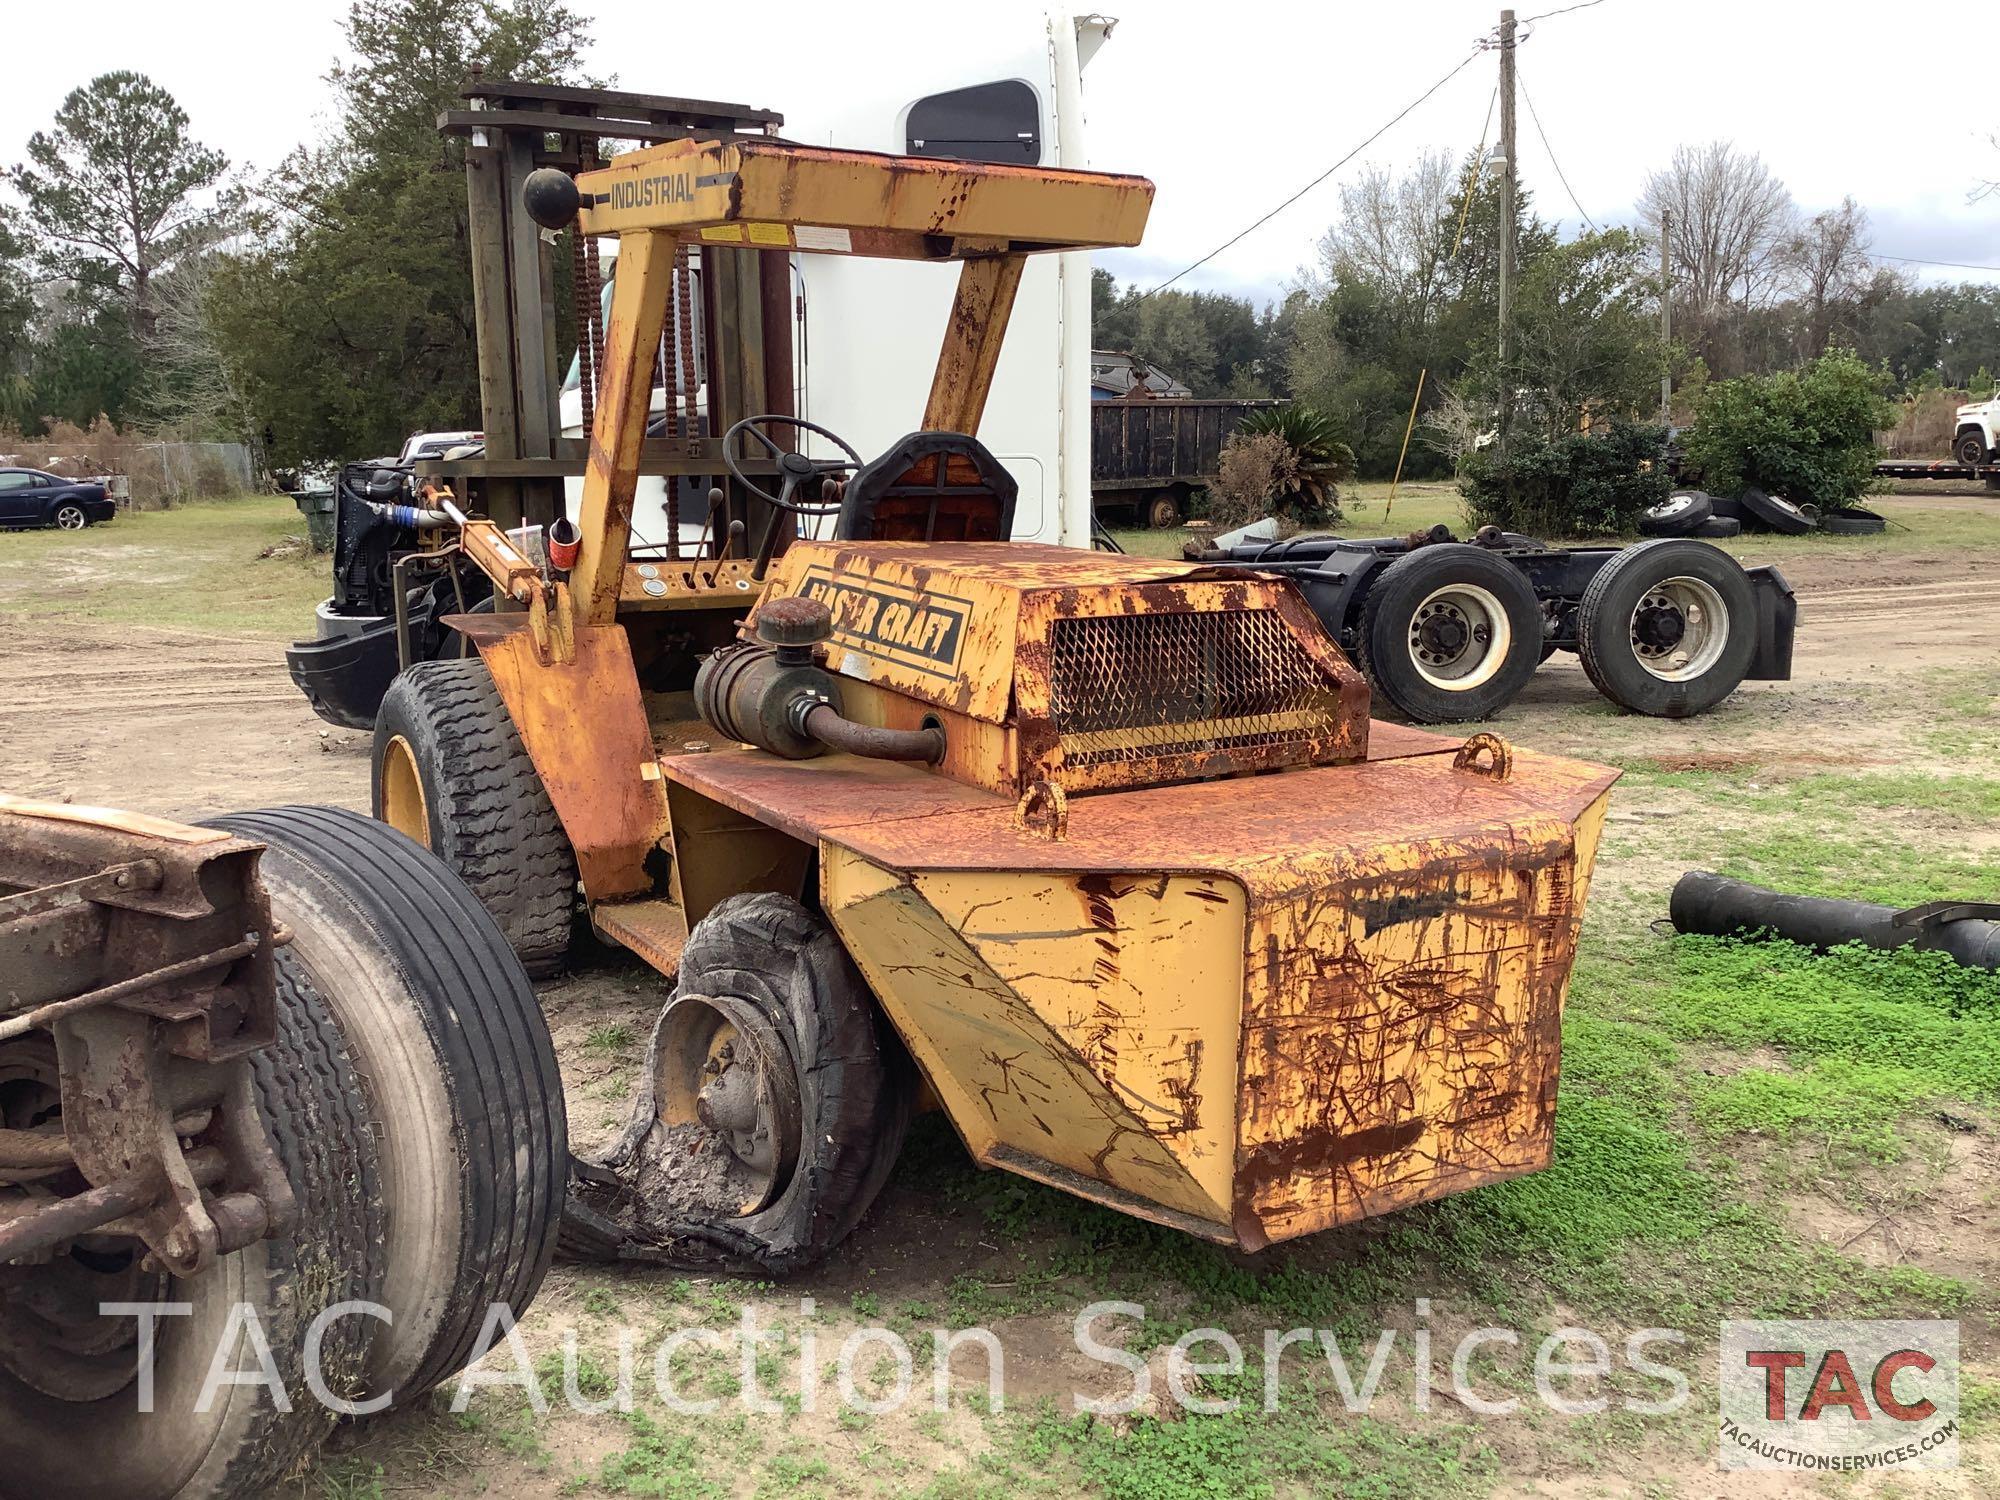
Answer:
(141, 252, 255, 443)
(1308, 151, 1459, 332)
(1639, 142, 1796, 371)
(1783, 196, 1874, 356)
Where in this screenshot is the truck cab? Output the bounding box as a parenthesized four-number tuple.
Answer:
(1953, 396, 1998, 467)
(556, 11, 1106, 551)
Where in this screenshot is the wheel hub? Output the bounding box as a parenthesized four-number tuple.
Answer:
(1415, 606, 1473, 660)
(1404, 582, 1511, 691)
(1632, 602, 1686, 653)
(1627, 577, 1729, 681)
(1412, 602, 1495, 668)
(0, 1040, 158, 1402)
(656, 994, 802, 1215)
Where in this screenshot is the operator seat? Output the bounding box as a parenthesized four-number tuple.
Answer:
(833, 431, 1018, 542)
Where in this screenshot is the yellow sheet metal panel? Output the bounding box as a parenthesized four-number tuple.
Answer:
(751, 541, 1371, 796)
(821, 847, 1234, 1227)
(758, 542, 1026, 723)
(469, 620, 669, 899)
(575, 141, 1154, 253)
(913, 869, 1246, 1217)
(1233, 814, 1591, 1249)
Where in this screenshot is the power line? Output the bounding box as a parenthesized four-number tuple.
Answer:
(1520, 0, 1609, 22)
(1141, 45, 1486, 297)
(1516, 67, 1598, 232)
(1873, 251, 2000, 274)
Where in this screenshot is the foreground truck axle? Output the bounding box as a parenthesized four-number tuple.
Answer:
(0, 799, 566, 1500)
(0, 800, 294, 1281)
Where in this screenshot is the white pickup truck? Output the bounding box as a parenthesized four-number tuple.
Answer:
(1953, 396, 2000, 466)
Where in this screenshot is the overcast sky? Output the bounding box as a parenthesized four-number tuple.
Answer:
(4, 0, 1995, 307)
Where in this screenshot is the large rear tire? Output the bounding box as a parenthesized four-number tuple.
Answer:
(372, 658, 577, 978)
(211, 806, 567, 1404)
(1576, 540, 1756, 718)
(0, 965, 384, 1500)
(1359, 544, 1542, 723)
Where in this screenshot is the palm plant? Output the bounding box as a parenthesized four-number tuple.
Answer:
(1236, 405, 1355, 524)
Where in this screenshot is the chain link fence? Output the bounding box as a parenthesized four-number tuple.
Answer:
(121, 442, 257, 508)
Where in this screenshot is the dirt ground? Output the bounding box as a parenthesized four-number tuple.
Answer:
(5, 499, 1990, 824)
(1, 487, 1994, 1498)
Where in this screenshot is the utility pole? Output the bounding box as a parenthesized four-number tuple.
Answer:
(1658, 206, 1673, 424)
(1496, 8, 1517, 460)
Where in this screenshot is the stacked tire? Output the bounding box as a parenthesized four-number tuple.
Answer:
(1638, 491, 1740, 539)
(1644, 488, 1887, 538)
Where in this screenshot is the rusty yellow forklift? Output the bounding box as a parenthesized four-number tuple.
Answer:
(370, 135, 1619, 1271)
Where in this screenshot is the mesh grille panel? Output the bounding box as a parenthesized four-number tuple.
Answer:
(1047, 609, 1345, 768)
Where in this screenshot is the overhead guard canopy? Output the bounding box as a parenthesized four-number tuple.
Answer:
(572, 137, 1154, 258)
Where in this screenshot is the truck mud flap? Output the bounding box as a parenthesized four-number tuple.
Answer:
(1742, 564, 1796, 680)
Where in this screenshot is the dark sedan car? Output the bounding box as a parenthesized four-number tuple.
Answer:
(0, 468, 115, 530)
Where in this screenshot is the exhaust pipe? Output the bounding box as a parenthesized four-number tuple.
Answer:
(1669, 871, 2000, 971)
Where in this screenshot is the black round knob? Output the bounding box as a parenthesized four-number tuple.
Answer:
(523, 168, 581, 229)
(756, 596, 833, 649)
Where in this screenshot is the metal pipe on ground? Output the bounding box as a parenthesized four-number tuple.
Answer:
(1669, 871, 2000, 971)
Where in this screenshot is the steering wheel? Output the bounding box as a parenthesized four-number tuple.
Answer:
(723, 415, 864, 515)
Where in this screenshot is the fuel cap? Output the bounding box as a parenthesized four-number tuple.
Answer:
(756, 596, 833, 650)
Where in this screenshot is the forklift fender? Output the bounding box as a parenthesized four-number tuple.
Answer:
(450, 614, 669, 899)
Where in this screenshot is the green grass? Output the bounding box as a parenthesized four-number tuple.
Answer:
(599, 1411, 730, 1499)
(0, 493, 327, 638)
(1667, 938, 2000, 1152)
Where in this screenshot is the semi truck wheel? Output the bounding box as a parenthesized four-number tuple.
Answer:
(1358, 544, 1542, 723)
(1736, 486, 1814, 536)
(1575, 540, 1756, 717)
(583, 894, 909, 1275)
(1637, 491, 1712, 536)
(1955, 430, 1988, 466)
(372, 658, 578, 977)
(211, 807, 567, 1404)
(1146, 487, 1187, 529)
(0, 963, 383, 1500)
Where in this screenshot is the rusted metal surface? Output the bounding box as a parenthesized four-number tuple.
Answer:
(574, 227, 682, 623)
(749, 540, 1370, 795)
(591, 898, 691, 976)
(667, 738, 1616, 893)
(1232, 797, 1609, 1248)
(795, 749, 1616, 1248)
(0, 799, 292, 1282)
(574, 139, 1154, 257)
(923, 252, 1027, 434)
(463, 617, 671, 899)
(0, 1147, 226, 1264)
(620, 556, 762, 611)
(0, 936, 260, 1043)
